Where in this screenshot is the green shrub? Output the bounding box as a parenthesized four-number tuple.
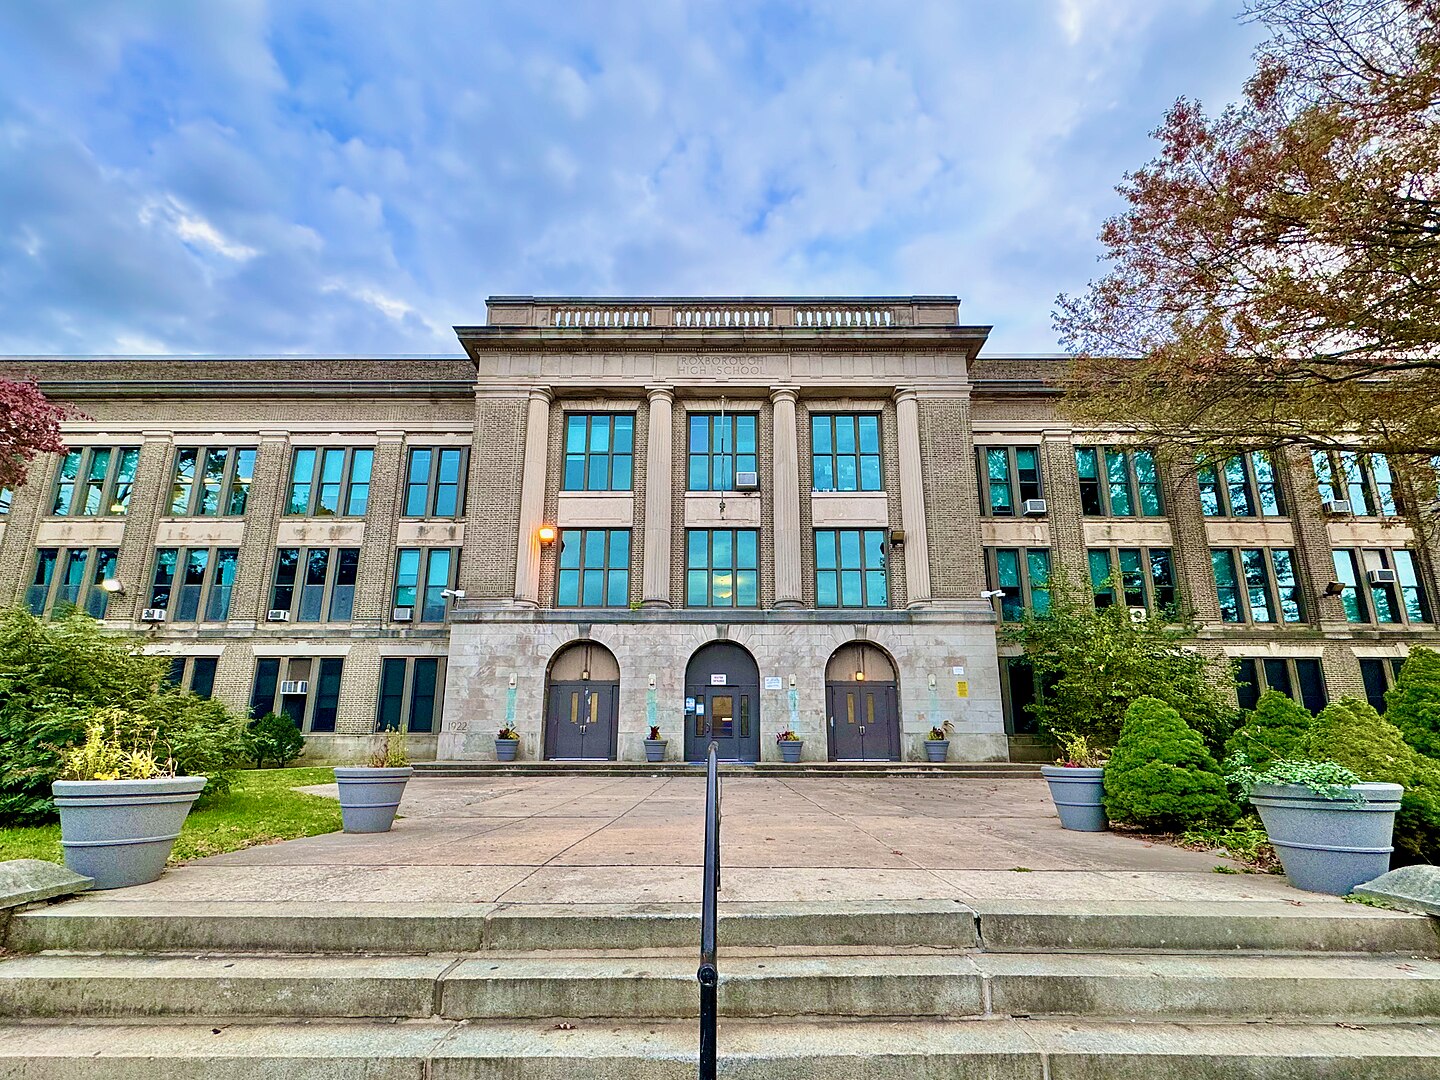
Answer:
(1224, 691, 1313, 768)
(1386, 645, 1440, 760)
(1303, 698, 1440, 865)
(1103, 696, 1237, 830)
(248, 713, 307, 769)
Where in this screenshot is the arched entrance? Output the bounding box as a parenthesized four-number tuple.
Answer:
(825, 643, 900, 761)
(684, 641, 761, 762)
(544, 641, 620, 760)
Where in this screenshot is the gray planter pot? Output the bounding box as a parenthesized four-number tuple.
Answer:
(333, 767, 413, 834)
(1040, 765, 1108, 832)
(644, 739, 667, 763)
(925, 740, 949, 762)
(1250, 781, 1403, 895)
(779, 740, 804, 764)
(495, 737, 519, 762)
(52, 776, 208, 890)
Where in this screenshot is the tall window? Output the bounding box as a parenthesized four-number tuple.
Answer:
(986, 548, 1051, 621)
(0, 488, 12, 514)
(1332, 549, 1431, 625)
(556, 529, 630, 607)
(169, 447, 256, 516)
(270, 548, 359, 622)
(1312, 450, 1399, 516)
(563, 414, 634, 491)
(163, 656, 219, 699)
(393, 548, 457, 622)
(1212, 547, 1303, 624)
(404, 448, 467, 517)
(148, 548, 239, 622)
(1198, 452, 1284, 517)
(978, 447, 1042, 515)
(377, 657, 444, 733)
(51, 447, 139, 517)
(815, 529, 888, 608)
(1075, 447, 1163, 517)
(688, 413, 758, 491)
(286, 448, 373, 516)
(1088, 548, 1176, 610)
(26, 547, 118, 618)
(249, 657, 343, 732)
(811, 414, 882, 492)
(1235, 658, 1327, 713)
(686, 529, 758, 607)
(1359, 656, 1409, 714)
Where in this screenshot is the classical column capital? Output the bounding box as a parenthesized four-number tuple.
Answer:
(769, 386, 800, 406)
(646, 384, 674, 403)
(527, 385, 554, 404)
(893, 386, 919, 406)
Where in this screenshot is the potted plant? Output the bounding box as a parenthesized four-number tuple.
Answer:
(495, 724, 520, 762)
(644, 724, 667, 763)
(925, 720, 953, 762)
(776, 728, 803, 764)
(1227, 755, 1403, 895)
(1040, 732, 1107, 832)
(334, 732, 413, 834)
(52, 717, 208, 890)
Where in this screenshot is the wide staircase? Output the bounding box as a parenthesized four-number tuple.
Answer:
(415, 760, 1044, 778)
(1, 893, 1438, 1077)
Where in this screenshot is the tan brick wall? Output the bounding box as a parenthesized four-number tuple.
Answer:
(917, 395, 985, 598)
(460, 394, 527, 599)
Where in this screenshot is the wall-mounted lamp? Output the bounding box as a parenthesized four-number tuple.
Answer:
(440, 588, 466, 599)
(855, 669, 866, 682)
(648, 673, 657, 690)
(537, 524, 558, 544)
(99, 579, 125, 595)
(928, 674, 937, 691)
(980, 589, 1005, 600)
(1323, 581, 1348, 597)
(508, 673, 518, 688)
(888, 528, 906, 547)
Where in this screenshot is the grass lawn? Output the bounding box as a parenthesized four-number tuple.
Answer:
(0, 767, 341, 866)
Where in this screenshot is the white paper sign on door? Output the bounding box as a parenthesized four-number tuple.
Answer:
(710, 673, 727, 685)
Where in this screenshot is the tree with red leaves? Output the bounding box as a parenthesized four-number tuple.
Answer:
(1056, 1, 1440, 494)
(0, 378, 72, 492)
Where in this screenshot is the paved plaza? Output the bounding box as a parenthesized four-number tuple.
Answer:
(81, 775, 1334, 907)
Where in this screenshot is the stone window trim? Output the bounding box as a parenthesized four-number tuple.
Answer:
(810, 412, 883, 493)
(268, 546, 360, 623)
(687, 411, 759, 492)
(1197, 451, 1285, 519)
(148, 546, 239, 623)
(1359, 655, 1409, 714)
(1075, 445, 1164, 518)
(50, 446, 140, 518)
(814, 528, 889, 609)
(1331, 548, 1431, 626)
(249, 656, 344, 733)
(1312, 449, 1400, 517)
(685, 528, 759, 608)
(1087, 546, 1177, 613)
(984, 547, 1051, 622)
(1234, 656, 1327, 713)
(392, 547, 459, 622)
(1211, 546, 1305, 625)
(556, 528, 631, 608)
(377, 656, 445, 733)
(168, 446, 257, 518)
(26, 546, 118, 619)
(163, 656, 219, 699)
(285, 446, 374, 518)
(561, 412, 635, 492)
(977, 445, 1043, 516)
(403, 446, 469, 518)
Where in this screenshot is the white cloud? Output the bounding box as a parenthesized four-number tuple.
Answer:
(139, 195, 259, 261)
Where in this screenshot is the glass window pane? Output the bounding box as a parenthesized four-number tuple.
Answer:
(995, 549, 1021, 588)
(812, 415, 832, 454)
(712, 530, 732, 568)
(688, 531, 708, 568)
(1105, 449, 1133, 516)
(1332, 549, 1366, 622)
(1224, 456, 1253, 516)
(736, 569, 757, 607)
(171, 449, 197, 514)
(409, 659, 439, 733)
(1088, 550, 1114, 605)
(394, 549, 420, 607)
(835, 417, 856, 454)
(816, 531, 837, 569)
(838, 531, 862, 569)
(612, 415, 633, 453)
(860, 455, 881, 490)
(858, 415, 880, 453)
(377, 659, 406, 732)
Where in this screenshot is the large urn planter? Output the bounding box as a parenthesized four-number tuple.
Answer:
(495, 737, 519, 762)
(778, 739, 804, 764)
(333, 767, 413, 834)
(925, 739, 949, 763)
(53, 776, 208, 890)
(1249, 781, 1403, 895)
(1040, 765, 1108, 832)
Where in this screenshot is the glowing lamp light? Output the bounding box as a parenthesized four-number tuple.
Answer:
(537, 524, 558, 544)
(855, 669, 866, 682)
(99, 579, 124, 594)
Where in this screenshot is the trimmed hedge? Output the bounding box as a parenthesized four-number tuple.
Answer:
(1224, 690, 1312, 769)
(1386, 645, 1440, 761)
(1103, 696, 1237, 830)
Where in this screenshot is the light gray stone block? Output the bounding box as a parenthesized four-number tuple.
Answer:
(1355, 864, 1440, 917)
(0, 860, 91, 911)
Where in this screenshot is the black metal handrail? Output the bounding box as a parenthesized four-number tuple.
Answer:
(698, 740, 721, 1079)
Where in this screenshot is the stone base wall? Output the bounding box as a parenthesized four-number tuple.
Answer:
(297, 733, 439, 766)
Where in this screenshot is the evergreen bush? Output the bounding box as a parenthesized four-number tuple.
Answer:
(1224, 690, 1313, 768)
(247, 712, 307, 769)
(1103, 696, 1237, 830)
(1386, 645, 1440, 760)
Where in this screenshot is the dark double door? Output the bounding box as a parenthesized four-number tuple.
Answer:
(684, 641, 761, 762)
(545, 680, 619, 760)
(826, 681, 900, 761)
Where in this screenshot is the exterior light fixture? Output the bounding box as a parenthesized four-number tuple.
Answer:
(1323, 581, 1347, 597)
(855, 670, 866, 681)
(99, 579, 124, 595)
(537, 524, 558, 544)
(440, 588, 466, 599)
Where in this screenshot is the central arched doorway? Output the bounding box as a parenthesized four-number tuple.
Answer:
(684, 641, 761, 762)
(544, 641, 620, 760)
(826, 643, 900, 761)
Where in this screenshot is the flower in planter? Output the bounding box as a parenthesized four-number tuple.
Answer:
(648, 725, 662, 741)
(497, 725, 519, 740)
(1053, 731, 1106, 769)
(775, 729, 800, 743)
(927, 720, 953, 742)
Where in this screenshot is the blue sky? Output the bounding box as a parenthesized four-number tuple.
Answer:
(0, 2, 1263, 356)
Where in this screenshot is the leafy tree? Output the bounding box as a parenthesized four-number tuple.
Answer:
(1103, 696, 1238, 830)
(1385, 645, 1440, 760)
(248, 712, 307, 769)
(1225, 690, 1313, 768)
(0, 377, 73, 491)
(1003, 570, 1237, 751)
(1055, 0, 1440, 512)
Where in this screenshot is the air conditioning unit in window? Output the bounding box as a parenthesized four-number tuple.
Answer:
(279, 680, 309, 695)
(1022, 498, 1048, 516)
(266, 609, 291, 622)
(1368, 568, 1398, 585)
(392, 606, 414, 622)
(1323, 499, 1354, 515)
(1128, 606, 1148, 623)
(734, 471, 760, 491)
(139, 608, 167, 623)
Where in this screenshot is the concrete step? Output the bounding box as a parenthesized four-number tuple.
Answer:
(412, 760, 1044, 779)
(3, 950, 1439, 1021)
(10, 898, 1435, 956)
(5, 1017, 1440, 1079)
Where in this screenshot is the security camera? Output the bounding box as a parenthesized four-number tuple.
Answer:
(980, 589, 1006, 600)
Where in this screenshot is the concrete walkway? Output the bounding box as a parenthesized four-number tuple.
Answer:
(76, 775, 1336, 907)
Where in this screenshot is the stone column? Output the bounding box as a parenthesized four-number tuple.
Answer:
(770, 386, 803, 608)
(642, 386, 674, 607)
(513, 386, 552, 606)
(894, 388, 933, 606)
